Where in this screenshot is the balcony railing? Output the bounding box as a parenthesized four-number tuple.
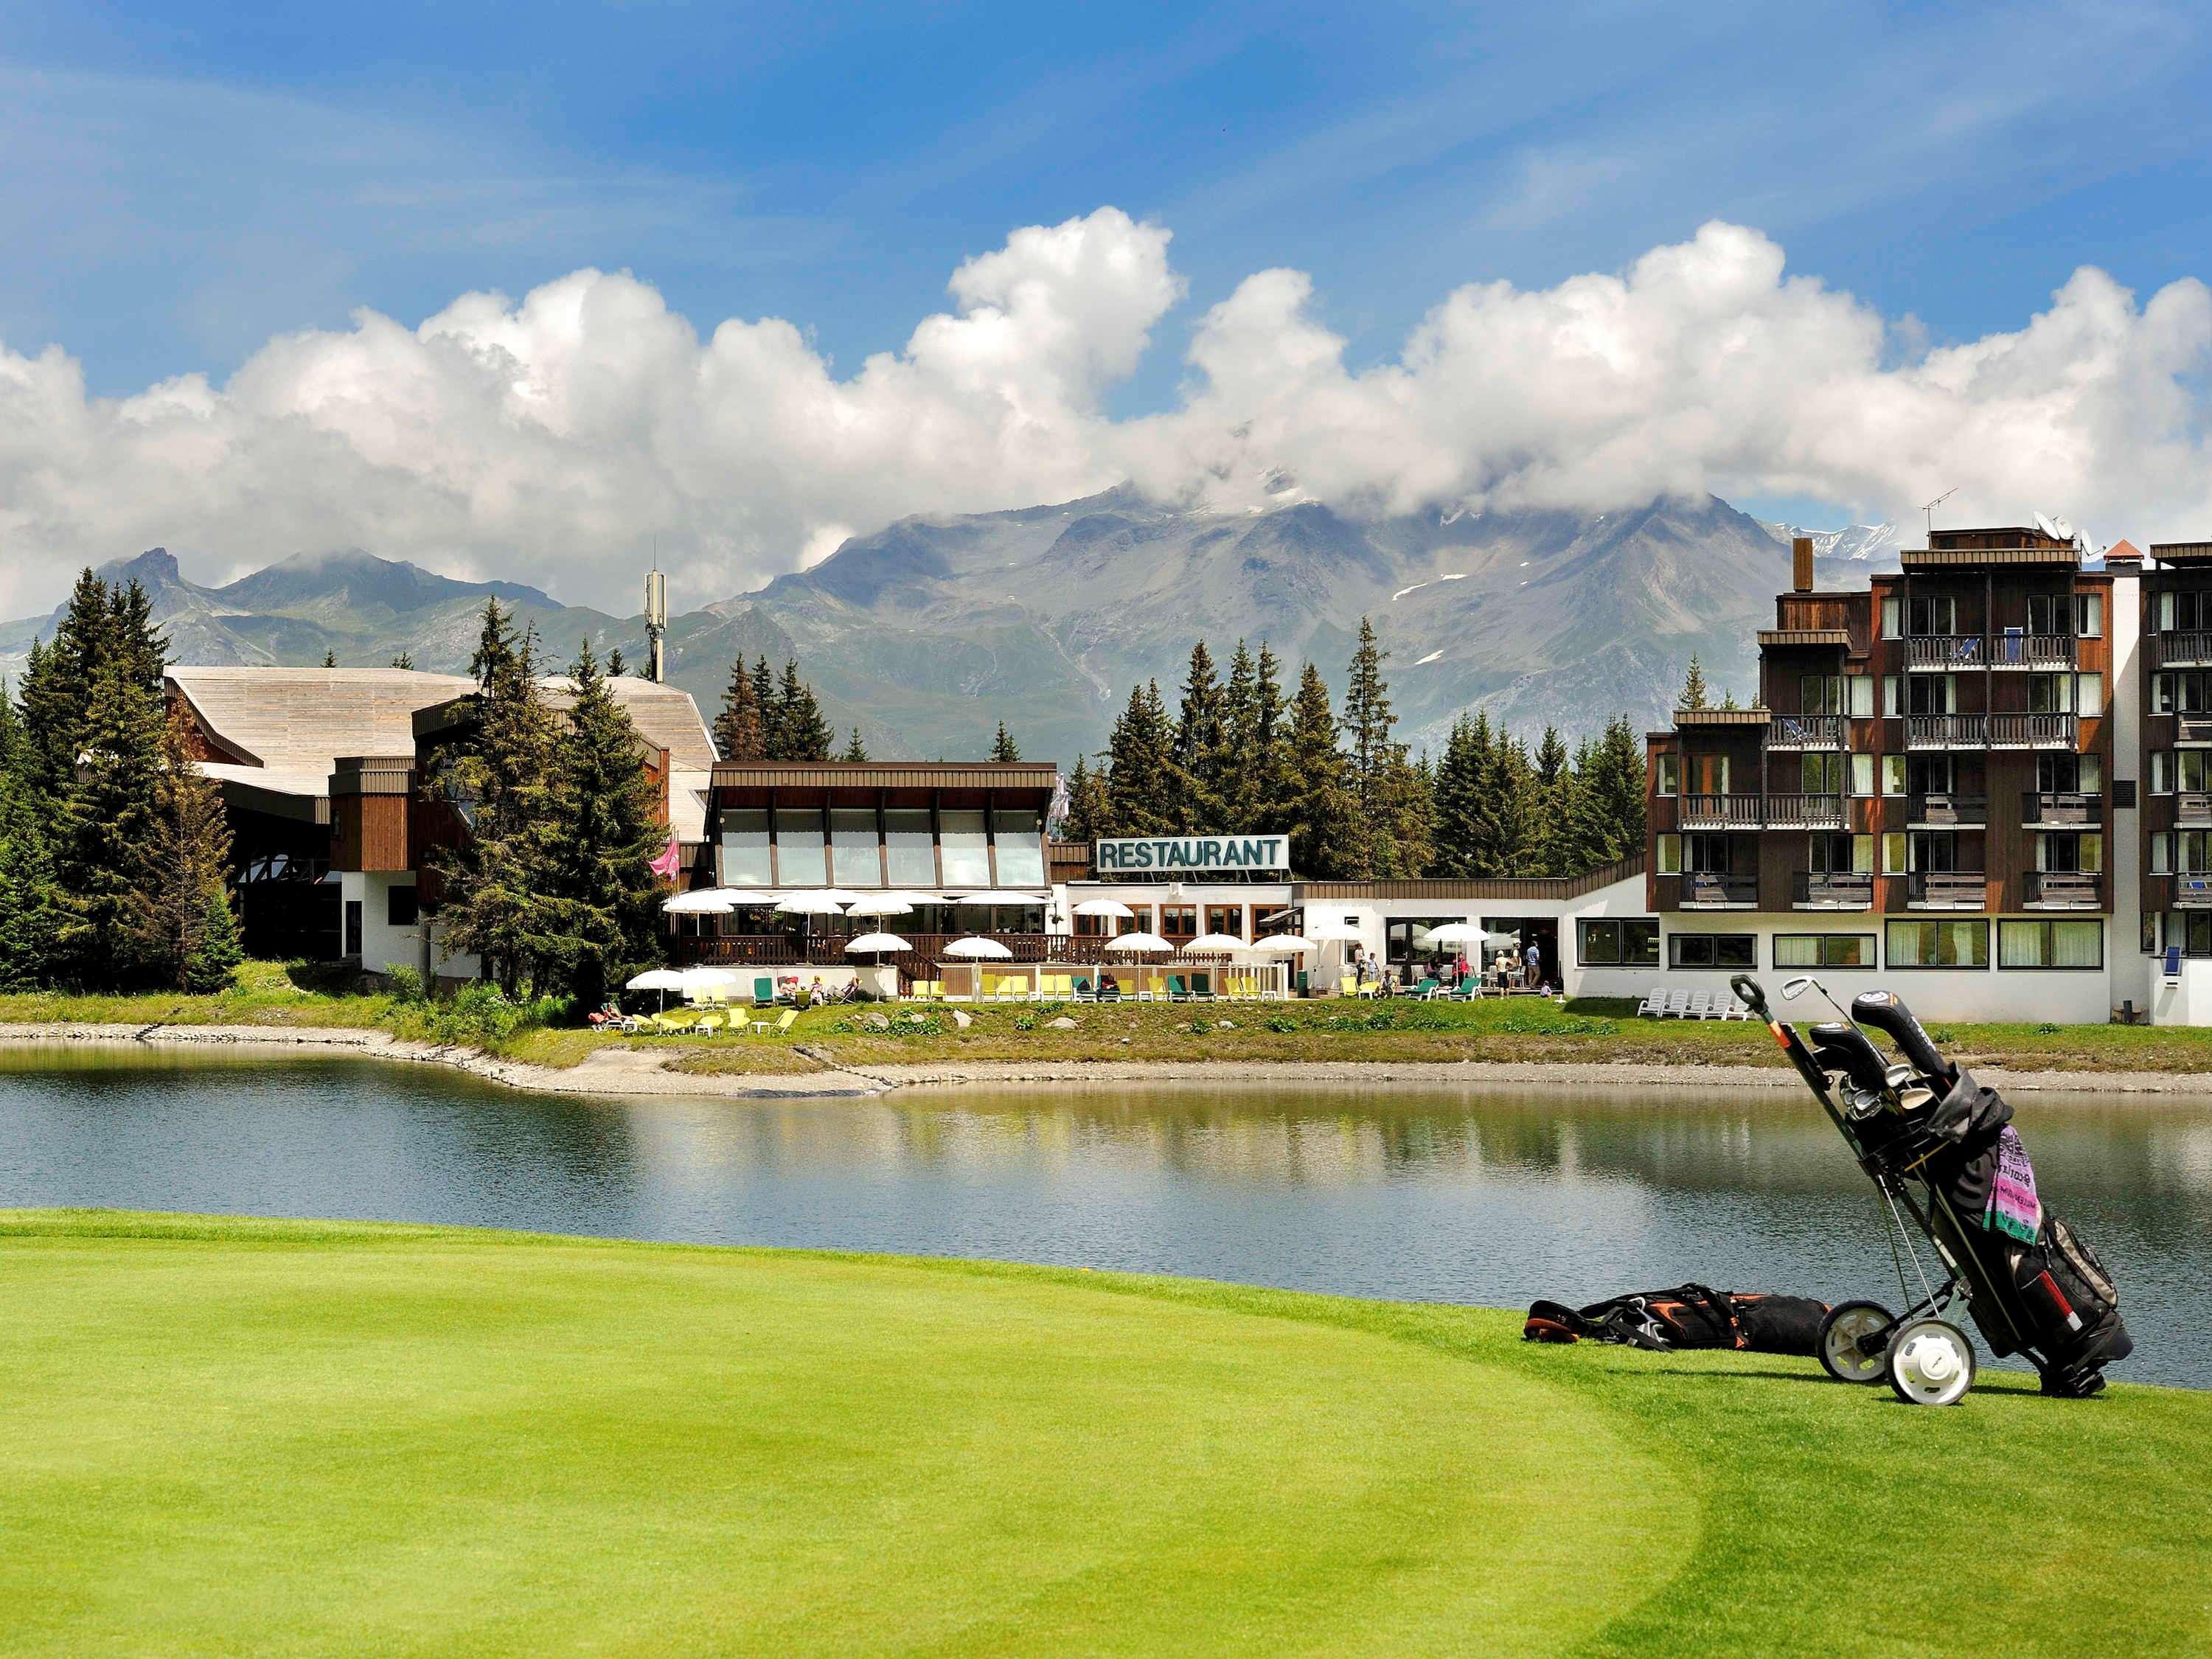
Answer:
(2178, 791, 2212, 827)
(2176, 713, 2212, 745)
(1907, 871, 1987, 909)
(2159, 630, 2212, 668)
(2023, 790, 2101, 827)
(2023, 872, 2103, 910)
(1986, 633, 2074, 669)
(1906, 714, 1986, 748)
(1793, 871, 1872, 909)
(1989, 712, 2079, 748)
(1767, 714, 1843, 749)
(1678, 873, 1758, 908)
(1909, 791, 1986, 827)
(1905, 634, 1986, 670)
(2175, 874, 2212, 909)
(1677, 793, 1764, 829)
(1764, 792, 1844, 827)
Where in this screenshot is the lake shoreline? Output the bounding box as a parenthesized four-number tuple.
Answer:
(1, 1020, 2199, 1100)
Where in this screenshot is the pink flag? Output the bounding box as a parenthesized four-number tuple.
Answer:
(649, 835, 681, 880)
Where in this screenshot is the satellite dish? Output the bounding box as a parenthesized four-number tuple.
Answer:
(2034, 511, 2062, 541)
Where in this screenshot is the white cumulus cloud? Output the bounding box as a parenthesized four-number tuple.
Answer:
(6, 212, 2212, 622)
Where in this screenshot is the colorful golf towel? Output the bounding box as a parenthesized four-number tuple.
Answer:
(1984, 1125, 2041, 1242)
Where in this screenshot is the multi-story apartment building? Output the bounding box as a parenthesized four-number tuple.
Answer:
(1646, 526, 2152, 1022)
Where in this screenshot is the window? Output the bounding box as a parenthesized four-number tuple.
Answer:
(1656, 835, 1681, 874)
(1683, 833, 1732, 874)
(2142, 911, 2158, 955)
(1074, 911, 1112, 938)
(721, 808, 772, 886)
(2167, 911, 2212, 957)
(2037, 753, 2100, 793)
(1882, 755, 1907, 796)
(1579, 918, 1660, 967)
(2155, 671, 2212, 713)
(1882, 675, 1900, 715)
(1847, 675, 1874, 717)
(772, 808, 827, 886)
(1849, 753, 1874, 796)
(992, 810, 1046, 886)
(1801, 675, 1843, 715)
(1808, 832, 1852, 874)
(1907, 830, 1958, 872)
(2000, 919, 2103, 969)
(1801, 753, 1843, 793)
(1656, 752, 1680, 796)
(938, 810, 991, 886)
(1907, 594, 1957, 636)
(2027, 674, 2072, 714)
(2076, 593, 2104, 638)
(1774, 933, 1874, 968)
(2079, 673, 2104, 718)
(2150, 750, 2208, 794)
(2036, 832, 2101, 874)
(1159, 904, 1197, 940)
(386, 885, 419, 928)
(884, 809, 936, 886)
(1669, 933, 1756, 969)
(1688, 753, 1731, 794)
(1882, 832, 1908, 874)
(1885, 919, 1989, 968)
(1880, 597, 1901, 639)
(2028, 594, 2072, 636)
(1205, 904, 1246, 940)
(830, 808, 883, 888)
(1906, 675, 1955, 714)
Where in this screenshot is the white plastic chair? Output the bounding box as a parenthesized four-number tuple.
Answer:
(1662, 989, 1691, 1019)
(1683, 990, 1714, 1020)
(1635, 986, 1666, 1018)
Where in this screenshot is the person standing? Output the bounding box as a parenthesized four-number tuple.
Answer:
(1527, 939, 1543, 993)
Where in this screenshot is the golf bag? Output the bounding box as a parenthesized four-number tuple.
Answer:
(1523, 1286, 1829, 1355)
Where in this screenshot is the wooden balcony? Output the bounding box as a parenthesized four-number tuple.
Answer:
(2022, 872, 2103, 911)
(2177, 791, 2212, 827)
(1793, 872, 1872, 910)
(1678, 874, 1758, 908)
(1676, 793, 1764, 829)
(2158, 630, 2212, 669)
(1986, 633, 2074, 669)
(1989, 713, 2078, 749)
(2023, 790, 2101, 827)
(1909, 791, 1986, 828)
(1764, 793, 1845, 828)
(2176, 714, 2212, 746)
(1906, 872, 1987, 909)
(1766, 714, 1842, 749)
(2174, 874, 2212, 909)
(1906, 714, 1985, 748)
(1905, 634, 1986, 670)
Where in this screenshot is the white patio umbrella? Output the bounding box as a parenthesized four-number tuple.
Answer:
(1251, 934, 1316, 953)
(625, 965, 689, 1011)
(1483, 931, 1521, 950)
(679, 967, 745, 1003)
(1306, 921, 1364, 942)
(1071, 897, 1135, 919)
(949, 890, 1049, 905)
(1181, 932, 1249, 953)
(1105, 931, 1172, 953)
(1422, 922, 1486, 946)
(844, 894, 917, 918)
(661, 888, 738, 915)
(942, 936, 1014, 959)
(773, 892, 851, 916)
(844, 931, 914, 956)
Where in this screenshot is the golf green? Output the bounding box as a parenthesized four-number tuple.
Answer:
(3, 1211, 2207, 1655)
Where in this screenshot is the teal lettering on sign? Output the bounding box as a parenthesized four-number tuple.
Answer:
(1093, 835, 1290, 874)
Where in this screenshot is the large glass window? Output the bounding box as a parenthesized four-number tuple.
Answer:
(1669, 933, 1755, 969)
(830, 809, 883, 888)
(1159, 905, 1198, 941)
(2000, 919, 2102, 969)
(1655, 753, 1680, 795)
(1774, 933, 1874, 968)
(884, 809, 936, 886)
(1205, 905, 1247, 940)
(1885, 919, 1989, 968)
(939, 810, 991, 886)
(773, 809, 827, 886)
(721, 808, 771, 886)
(991, 810, 1046, 886)
(1579, 918, 1660, 967)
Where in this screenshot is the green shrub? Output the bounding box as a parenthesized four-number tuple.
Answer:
(393, 982, 564, 1049)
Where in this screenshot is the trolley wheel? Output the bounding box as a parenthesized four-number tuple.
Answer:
(1885, 1318, 1977, 1406)
(1817, 1301, 1896, 1385)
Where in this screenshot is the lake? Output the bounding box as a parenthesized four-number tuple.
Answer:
(3, 1048, 2208, 1387)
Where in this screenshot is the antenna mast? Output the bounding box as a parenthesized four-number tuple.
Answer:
(1921, 488, 1958, 538)
(644, 543, 668, 685)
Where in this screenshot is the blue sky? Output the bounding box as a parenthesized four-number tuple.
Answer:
(7, 0, 2212, 616)
(13, 0, 2211, 414)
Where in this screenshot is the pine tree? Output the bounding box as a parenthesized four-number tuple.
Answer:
(771, 660, 835, 761)
(714, 653, 768, 761)
(1719, 685, 1740, 711)
(606, 647, 627, 678)
(1284, 664, 1357, 878)
(140, 703, 243, 992)
(537, 639, 667, 1010)
(1252, 641, 1294, 835)
(426, 600, 565, 993)
(1339, 618, 1402, 876)
(990, 720, 1020, 762)
(1680, 654, 1710, 710)
(18, 570, 111, 799)
(390, 652, 415, 669)
(1372, 747, 1436, 879)
(321, 650, 338, 669)
(1220, 641, 1262, 829)
(1105, 682, 1177, 837)
(1062, 754, 1114, 844)
(1428, 714, 1484, 877)
(1529, 724, 1573, 876)
(1491, 730, 1537, 874)
(0, 679, 59, 989)
(1583, 715, 1648, 864)
(842, 727, 869, 762)
(1172, 639, 1228, 832)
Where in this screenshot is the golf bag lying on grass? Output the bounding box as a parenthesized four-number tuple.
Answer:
(1734, 973, 2132, 1404)
(1523, 1287, 1829, 1354)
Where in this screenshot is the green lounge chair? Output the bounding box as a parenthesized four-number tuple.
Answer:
(754, 976, 775, 1005)
(1071, 975, 1096, 1001)
(1411, 976, 1441, 999)
(1191, 972, 1213, 1000)
(1166, 975, 1190, 1002)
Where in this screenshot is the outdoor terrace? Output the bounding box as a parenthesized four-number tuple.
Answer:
(1909, 791, 1986, 828)
(1792, 872, 1872, 910)
(2156, 631, 2212, 669)
(1764, 714, 1843, 750)
(1903, 634, 2074, 671)
(1906, 872, 1988, 909)
(1905, 713, 2078, 750)
(2022, 872, 2104, 911)
(2023, 790, 2102, 827)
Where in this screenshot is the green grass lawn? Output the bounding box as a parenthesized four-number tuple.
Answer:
(2, 1212, 2205, 1656)
(10, 964, 2212, 1075)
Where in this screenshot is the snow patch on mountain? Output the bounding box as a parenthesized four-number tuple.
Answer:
(1756, 518, 1898, 561)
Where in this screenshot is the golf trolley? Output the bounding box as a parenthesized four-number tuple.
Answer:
(1731, 973, 2129, 1405)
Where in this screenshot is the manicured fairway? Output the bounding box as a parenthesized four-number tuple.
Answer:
(2, 1212, 2208, 1656)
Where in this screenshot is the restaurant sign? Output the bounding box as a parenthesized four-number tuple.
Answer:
(1095, 834, 1290, 874)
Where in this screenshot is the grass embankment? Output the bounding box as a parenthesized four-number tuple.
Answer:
(1, 1211, 2204, 1656)
(10, 962, 2212, 1076)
